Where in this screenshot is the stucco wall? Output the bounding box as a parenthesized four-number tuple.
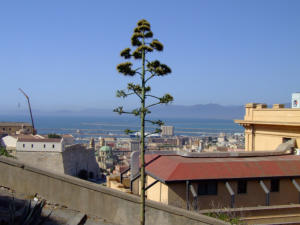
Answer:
(146, 177, 300, 210)
(15, 147, 100, 178)
(253, 125, 300, 151)
(0, 157, 227, 225)
(16, 141, 63, 152)
(238, 104, 300, 151)
(146, 176, 168, 205)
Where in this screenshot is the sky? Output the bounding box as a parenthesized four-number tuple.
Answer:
(0, 0, 299, 112)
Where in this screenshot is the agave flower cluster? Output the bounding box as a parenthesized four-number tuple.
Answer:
(115, 19, 173, 134)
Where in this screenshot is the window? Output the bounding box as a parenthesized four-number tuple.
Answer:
(43, 144, 46, 148)
(8, 128, 11, 131)
(52, 144, 55, 148)
(23, 144, 25, 148)
(198, 181, 218, 195)
(270, 179, 280, 192)
(237, 180, 247, 194)
(282, 137, 291, 143)
(2, 128, 5, 131)
(31, 144, 34, 148)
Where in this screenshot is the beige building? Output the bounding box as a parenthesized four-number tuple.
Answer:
(130, 153, 300, 210)
(0, 122, 33, 135)
(235, 103, 300, 151)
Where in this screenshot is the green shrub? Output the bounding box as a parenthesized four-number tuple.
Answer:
(0, 146, 12, 157)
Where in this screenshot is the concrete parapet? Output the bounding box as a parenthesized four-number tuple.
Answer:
(245, 103, 258, 108)
(273, 104, 285, 109)
(0, 157, 227, 225)
(256, 104, 267, 109)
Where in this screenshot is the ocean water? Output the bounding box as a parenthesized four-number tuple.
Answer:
(0, 114, 243, 138)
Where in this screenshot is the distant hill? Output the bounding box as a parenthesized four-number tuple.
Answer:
(51, 104, 245, 120)
(2, 103, 292, 120)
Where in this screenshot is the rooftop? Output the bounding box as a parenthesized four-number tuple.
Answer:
(0, 122, 32, 127)
(17, 138, 62, 143)
(145, 154, 300, 182)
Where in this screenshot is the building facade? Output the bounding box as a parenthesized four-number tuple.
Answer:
(132, 154, 300, 210)
(161, 125, 174, 137)
(0, 122, 33, 135)
(235, 103, 300, 151)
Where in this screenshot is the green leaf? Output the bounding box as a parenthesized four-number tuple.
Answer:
(131, 33, 142, 46)
(137, 19, 151, 27)
(137, 24, 150, 32)
(154, 128, 162, 134)
(113, 106, 124, 115)
(144, 31, 153, 38)
(116, 62, 136, 76)
(160, 94, 174, 104)
(116, 90, 127, 98)
(124, 129, 135, 134)
(127, 83, 142, 94)
(145, 86, 151, 92)
(132, 49, 142, 59)
(120, 48, 131, 59)
(131, 108, 141, 116)
(150, 39, 163, 51)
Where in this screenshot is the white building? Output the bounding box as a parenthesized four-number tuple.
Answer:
(161, 125, 174, 137)
(1, 135, 18, 150)
(129, 140, 140, 152)
(62, 134, 74, 145)
(16, 138, 64, 152)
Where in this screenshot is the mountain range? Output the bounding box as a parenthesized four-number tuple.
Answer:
(54, 104, 246, 120)
(2, 103, 291, 120)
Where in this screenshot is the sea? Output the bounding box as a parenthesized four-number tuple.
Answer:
(0, 114, 243, 142)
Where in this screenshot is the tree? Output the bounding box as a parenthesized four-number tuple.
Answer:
(47, 133, 61, 139)
(114, 19, 173, 225)
(0, 146, 12, 157)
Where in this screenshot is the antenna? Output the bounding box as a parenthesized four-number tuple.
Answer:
(19, 88, 36, 134)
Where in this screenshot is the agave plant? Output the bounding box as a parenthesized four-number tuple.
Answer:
(5, 198, 51, 225)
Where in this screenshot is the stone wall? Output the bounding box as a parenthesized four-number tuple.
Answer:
(15, 144, 100, 178)
(0, 157, 226, 225)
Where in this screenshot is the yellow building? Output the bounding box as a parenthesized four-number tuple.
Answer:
(235, 103, 300, 151)
(0, 122, 33, 135)
(127, 153, 300, 211)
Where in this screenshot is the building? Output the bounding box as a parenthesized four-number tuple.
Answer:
(129, 140, 140, 152)
(0, 122, 33, 135)
(16, 137, 64, 152)
(97, 145, 114, 171)
(235, 103, 300, 151)
(62, 134, 75, 145)
(161, 125, 174, 137)
(131, 148, 300, 210)
(1, 135, 18, 151)
(1, 135, 100, 179)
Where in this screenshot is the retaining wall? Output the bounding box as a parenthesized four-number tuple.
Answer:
(0, 157, 227, 225)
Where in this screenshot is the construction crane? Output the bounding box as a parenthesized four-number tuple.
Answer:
(19, 88, 36, 135)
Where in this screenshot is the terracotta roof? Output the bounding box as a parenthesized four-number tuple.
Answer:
(18, 138, 62, 143)
(145, 155, 300, 182)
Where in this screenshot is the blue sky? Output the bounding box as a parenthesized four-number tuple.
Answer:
(0, 0, 299, 112)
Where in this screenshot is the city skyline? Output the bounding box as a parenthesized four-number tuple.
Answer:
(1, 0, 300, 112)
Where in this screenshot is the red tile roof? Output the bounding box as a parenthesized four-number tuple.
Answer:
(145, 155, 300, 182)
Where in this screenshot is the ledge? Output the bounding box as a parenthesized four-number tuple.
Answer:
(235, 120, 300, 127)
